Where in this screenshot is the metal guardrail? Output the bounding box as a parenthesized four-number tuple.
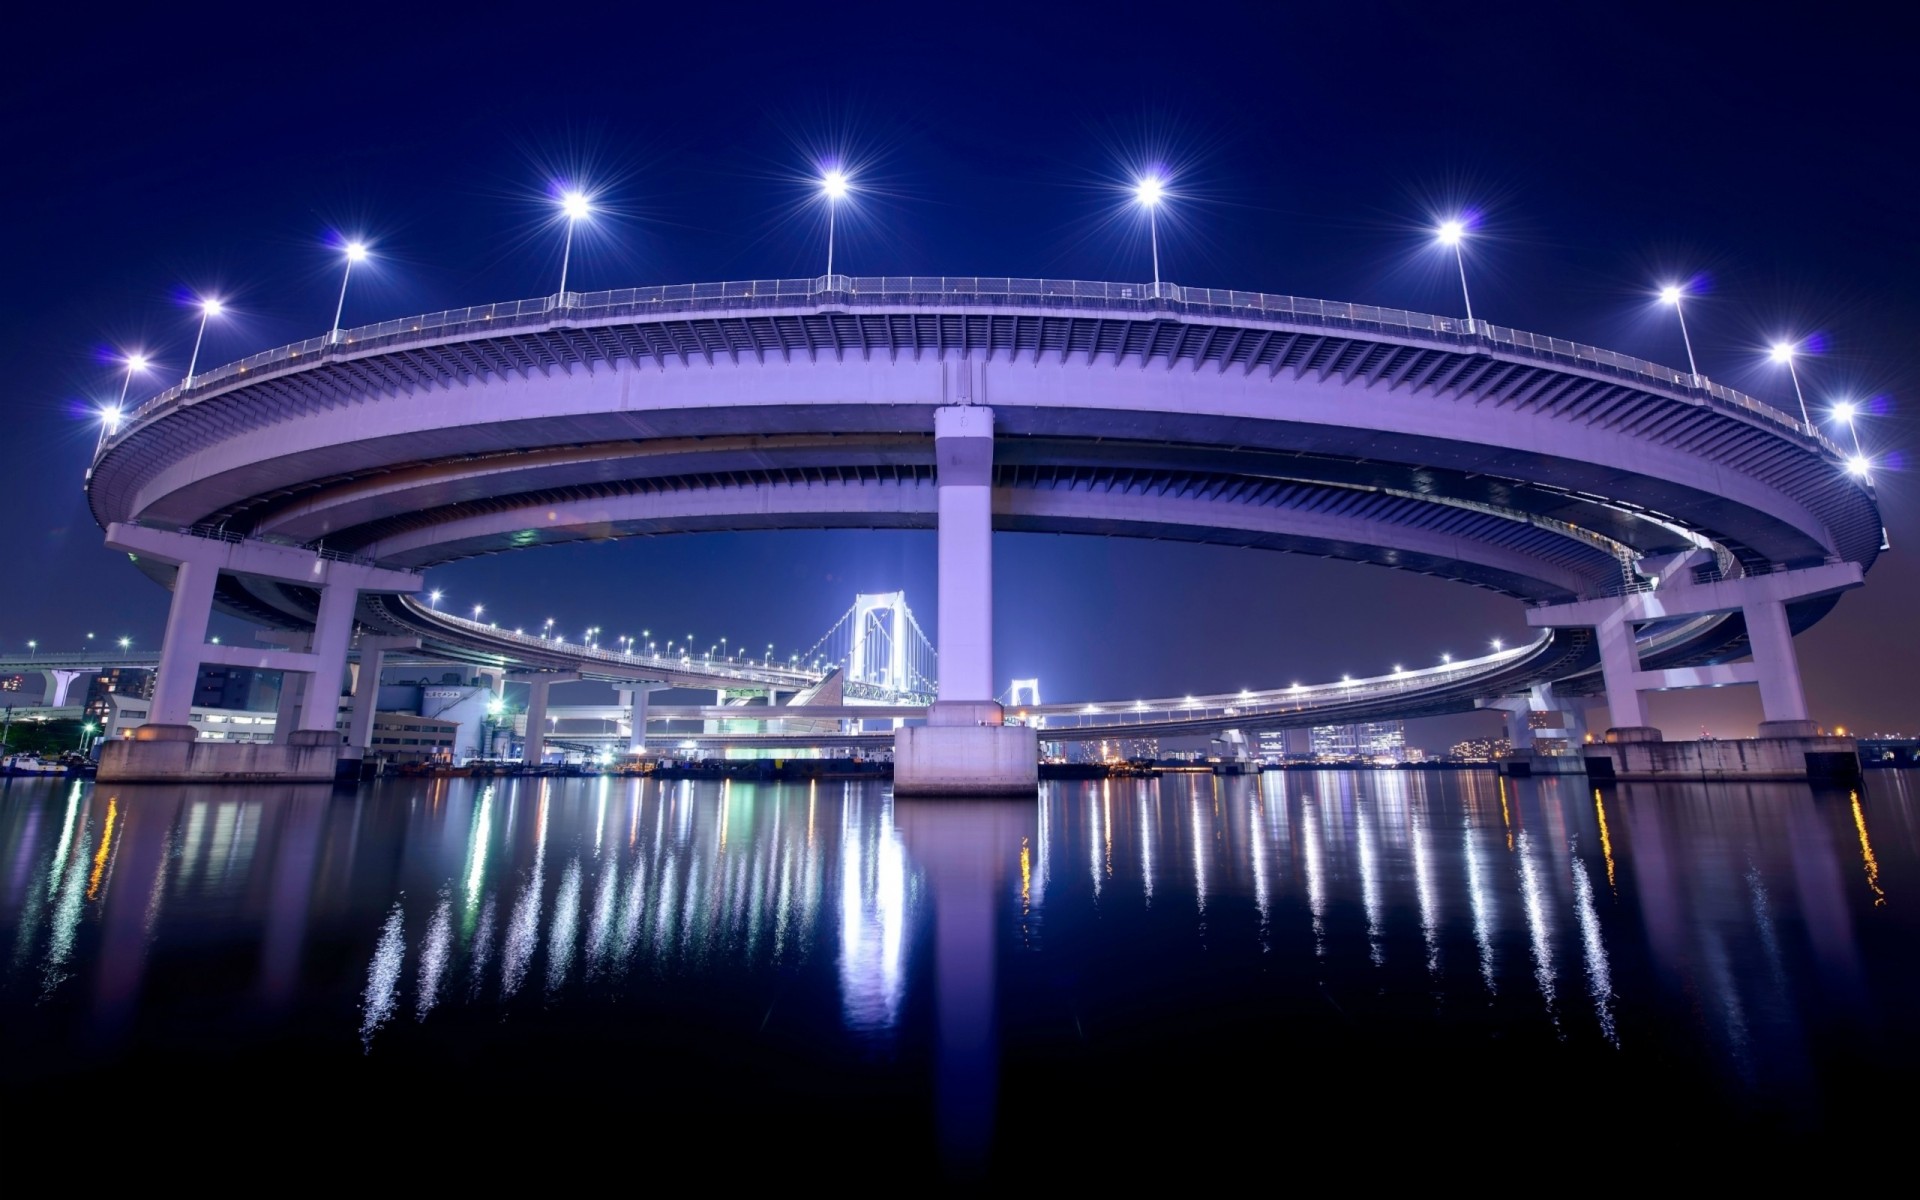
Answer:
(98, 275, 1846, 461)
(401, 597, 827, 688)
(1019, 638, 1544, 734)
(177, 523, 384, 568)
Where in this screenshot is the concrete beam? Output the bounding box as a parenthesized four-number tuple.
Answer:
(1528, 560, 1864, 628)
(105, 522, 421, 593)
(1633, 662, 1760, 691)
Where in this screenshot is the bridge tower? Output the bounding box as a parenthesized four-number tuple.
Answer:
(849, 592, 910, 693)
(893, 406, 1039, 795)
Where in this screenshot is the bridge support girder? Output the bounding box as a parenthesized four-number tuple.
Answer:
(1528, 560, 1862, 741)
(95, 523, 421, 782)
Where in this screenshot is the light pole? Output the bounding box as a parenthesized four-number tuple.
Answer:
(1659, 284, 1700, 382)
(184, 297, 223, 387)
(1436, 220, 1474, 328)
(819, 169, 851, 279)
(1769, 341, 1814, 434)
(472, 604, 484, 621)
(98, 353, 148, 452)
(428, 589, 443, 610)
(1134, 176, 1165, 291)
(76, 721, 95, 752)
(331, 242, 369, 344)
(118, 637, 131, 651)
(27, 640, 36, 660)
(556, 190, 590, 298)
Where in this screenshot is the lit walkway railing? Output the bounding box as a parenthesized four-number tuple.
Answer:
(402, 598, 826, 689)
(99, 275, 1840, 458)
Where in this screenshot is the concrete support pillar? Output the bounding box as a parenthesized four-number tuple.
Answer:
(523, 678, 554, 765)
(347, 637, 420, 751)
(1596, 614, 1656, 740)
(1745, 599, 1816, 735)
(297, 581, 358, 736)
(44, 669, 85, 708)
(618, 686, 658, 754)
(895, 405, 1037, 796)
(148, 558, 221, 727)
(934, 405, 996, 712)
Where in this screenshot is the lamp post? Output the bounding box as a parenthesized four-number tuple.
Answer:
(821, 170, 849, 279)
(428, 589, 443, 610)
(98, 353, 148, 452)
(1769, 341, 1814, 434)
(331, 242, 368, 344)
(556, 190, 590, 298)
(27, 640, 36, 660)
(184, 297, 223, 387)
(1436, 220, 1474, 329)
(1134, 176, 1165, 291)
(1659, 284, 1700, 382)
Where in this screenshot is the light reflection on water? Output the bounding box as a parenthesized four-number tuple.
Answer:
(1, 770, 1914, 1159)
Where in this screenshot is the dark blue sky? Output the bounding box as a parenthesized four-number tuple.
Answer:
(6, 1, 1914, 745)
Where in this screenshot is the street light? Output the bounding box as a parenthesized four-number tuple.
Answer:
(1768, 341, 1814, 433)
(1436, 219, 1474, 327)
(27, 640, 36, 659)
(99, 352, 149, 450)
(1831, 399, 1866, 458)
(1491, 637, 1504, 651)
(330, 242, 369, 344)
(1658, 283, 1700, 382)
(472, 604, 484, 621)
(1134, 175, 1166, 291)
(183, 297, 224, 387)
(821, 169, 849, 278)
(118, 637, 131, 650)
(428, 589, 443, 609)
(556, 190, 591, 297)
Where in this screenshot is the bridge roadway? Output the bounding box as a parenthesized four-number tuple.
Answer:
(85, 275, 1882, 783)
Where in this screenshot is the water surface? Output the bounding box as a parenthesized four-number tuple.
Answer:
(3, 771, 1913, 1175)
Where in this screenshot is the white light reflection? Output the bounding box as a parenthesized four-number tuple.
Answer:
(1249, 795, 1271, 941)
(1302, 795, 1327, 958)
(1190, 788, 1210, 918)
(501, 793, 550, 997)
(586, 854, 620, 979)
(462, 786, 493, 914)
(546, 857, 582, 994)
(1515, 830, 1559, 1032)
(1465, 821, 1497, 992)
(838, 801, 908, 1033)
(41, 815, 93, 997)
(415, 891, 451, 1021)
(467, 896, 496, 999)
(1411, 806, 1440, 977)
(360, 901, 405, 1051)
(1088, 784, 1105, 900)
(1136, 793, 1152, 907)
(1569, 848, 1616, 1047)
(1355, 795, 1384, 966)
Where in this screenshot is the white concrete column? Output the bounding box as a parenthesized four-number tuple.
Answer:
(523, 678, 554, 764)
(148, 558, 221, 726)
(620, 687, 654, 754)
(1744, 599, 1810, 723)
(1595, 615, 1649, 731)
(298, 581, 359, 734)
(348, 651, 387, 750)
(45, 669, 85, 708)
(934, 405, 995, 707)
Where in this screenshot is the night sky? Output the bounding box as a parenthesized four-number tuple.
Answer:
(6, 2, 1915, 747)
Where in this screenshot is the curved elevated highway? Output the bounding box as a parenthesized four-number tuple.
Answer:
(87, 276, 1882, 781)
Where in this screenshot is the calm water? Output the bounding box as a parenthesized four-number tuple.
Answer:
(3, 770, 1915, 1175)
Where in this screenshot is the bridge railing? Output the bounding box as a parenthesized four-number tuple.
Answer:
(101, 275, 1843, 461)
(402, 601, 826, 688)
(1018, 639, 1546, 734)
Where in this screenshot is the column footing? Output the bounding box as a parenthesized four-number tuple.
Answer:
(894, 722, 1037, 796)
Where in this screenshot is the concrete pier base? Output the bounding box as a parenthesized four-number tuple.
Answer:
(99, 727, 347, 784)
(1583, 734, 1860, 783)
(1605, 726, 1665, 744)
(895, 706, 1038, 796)
(1499, 752, 1589, 777)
